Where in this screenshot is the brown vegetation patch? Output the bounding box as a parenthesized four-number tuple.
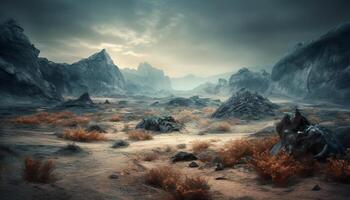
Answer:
(203, 121, 232, 133)
(23, 157, 55, 183)
(191, 140, 211, 153)
(326, 158, 350, 183)
(9, 111, 90, 127)
(140, 151, 159, 162)
(63, 128, 106, 142)
(128, 130, 153, 141)
(145, 166, 211, 200)
(110, 115, 122, 122)
(175, 110, 199, 124)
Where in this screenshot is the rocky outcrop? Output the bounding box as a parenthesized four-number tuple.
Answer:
(0, 19, 62, 104)
(136, 116, 182, 133)
(212, 89, 278, 120)
(229, 68, 271, 94)
(166, 96, 220, 107)
(271, 22, 350, 104)
(60, 92, 94, 107)
(122, 62, 172, 93)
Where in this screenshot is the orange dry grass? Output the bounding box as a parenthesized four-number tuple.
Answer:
(140, 152, 159, 162)
(9, 111, 90, 127)
(63, 128, 106, 142)
(326, 158, 350, 183)
(219, 136, 279, 167)
(110, 115, 122, 122)
(192, 140, 211, 153)
(23, 157, 54, 183)
(128, 130, 153, 141)
(145, 166, 211, 200)
(205, 121, 232, 133)
(250, 151, 320, 187)
(175, 110, 199, 124)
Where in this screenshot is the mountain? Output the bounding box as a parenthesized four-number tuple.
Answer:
(228, 68, 271, 94)
(0, 19, 62, 104)
(121, 62, 172, 93)
(171, 72, 233, 91)
(271, 22, 350, 104)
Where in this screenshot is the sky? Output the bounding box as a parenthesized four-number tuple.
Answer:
(1, 0, 350, 77)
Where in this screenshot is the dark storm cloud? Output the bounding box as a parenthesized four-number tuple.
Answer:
(1, 0, 350, 76)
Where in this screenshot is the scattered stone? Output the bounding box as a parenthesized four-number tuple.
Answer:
(104, 99, 110, 104)
(56, 143, 82, 155)
(136, 116, 182, 133)
(111, 140, 129, 148)
(212, 89, 278, 120)
(215, 176, 227, 180)
(61, 92, 95, 107)
(176, 143, 186, 149)
(215, 163, 224, 171)
(86, 125, 107, 133)
(109, 174, 119, 179)
(171, 151, 197, 163)
(188, 161, 199, 168)
(312, 184, 321, 191)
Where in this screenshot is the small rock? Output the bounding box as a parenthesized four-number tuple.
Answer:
(171, 151, 197, 163)
(215, 163, 224, 171)
(215, 176, 227, 180)
(176, 143, 186, 149)
(312, 184, 321, 191)
(109, 174, 119, 179)
(86, 125, 107, 133)
(112, 140, 129, 148)
(104, 100, 110, 104)
(188, 161, 199, 168)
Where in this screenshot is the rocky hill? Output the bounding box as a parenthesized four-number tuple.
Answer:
(271, 22, 350, 104)
(229, 68, 271, 94)
(0, 19, 62, 104)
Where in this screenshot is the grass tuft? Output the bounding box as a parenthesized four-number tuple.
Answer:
(23, 157, 55, 183)
(191, 140, 211, 153)
(128, 130, 153, 141)
(63, 127, 106, 142)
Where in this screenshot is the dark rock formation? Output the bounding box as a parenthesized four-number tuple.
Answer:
(61, 93, 94, 107)
(0, 19, 62, 104)
(271, 22, 350, 104)
(136, 116, 182, 133)
(229, 68, 271, 93)
(86, 125, 106, 133)
(171, 151, 197, 162)
(272, 109, 346, 159)
(55, 143, 82, 155)
(212, 89, 278, 120)
(188, 161, 199, 168)
(111, 139, 129, 148)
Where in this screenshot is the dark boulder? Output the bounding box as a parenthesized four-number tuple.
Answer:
(86, 125, 106, 133)
(172, 151, 197, 162)
(104, 99, 110, 104)
(212, 89, 278, 120)
(111, 139, 129, 148)
(188, 161, 199, 168)
(136, 116, 182, 133)
(166, 96, 220, 108)
(61, 92, 94, 107)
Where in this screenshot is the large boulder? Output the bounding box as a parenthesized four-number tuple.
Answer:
(229, 68, 271, 94)
(0, 19, 62, 104)
(272, 109, 346, 159)
(61, 93, 94, 107)
(212, 89, 278, 120)
(136, 116, 182, 133)
(271, 22, 350, 104)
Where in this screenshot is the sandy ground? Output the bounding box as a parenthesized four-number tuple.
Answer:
(1, 96, 350, 200)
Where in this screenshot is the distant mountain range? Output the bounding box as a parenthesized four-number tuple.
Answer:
(171, 72, 233, 90)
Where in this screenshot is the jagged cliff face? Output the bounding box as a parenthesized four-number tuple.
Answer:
(0, 19, 62, 104)
(271, 23, 350, 104)
(122, 62, 172, 92)
(39, 49, 126, 96)
(229, 68, 271, 94)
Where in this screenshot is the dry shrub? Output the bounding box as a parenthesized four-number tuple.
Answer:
(63, 128, 106, 142)
(140, 152, 159, 162)
(326, 158, 350, 183)
(175, 110, 199, 124)
(23, 157, 54, 183)
(250, 151, 319, 187)
(219, 136, 278, 167)
(145, 166, 211, 200)
(204, 121, 232, 133)
(128, 130, 153, 141)
(9, 111, 90, 127)
(110, 115, 122, 122)
(192, 140, 210, 153)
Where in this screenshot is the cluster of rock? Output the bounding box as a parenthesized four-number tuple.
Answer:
(136, 116, 182, 133)
(212, 89, 278, 120)
(60, 93, 95, 108)
(271, 109, 349, 159)
(228, 68, 271, 94)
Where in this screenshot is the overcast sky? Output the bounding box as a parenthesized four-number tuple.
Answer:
(1, 0, 350, 77)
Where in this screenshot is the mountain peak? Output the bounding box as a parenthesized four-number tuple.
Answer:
(87, 49, 114, 65)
